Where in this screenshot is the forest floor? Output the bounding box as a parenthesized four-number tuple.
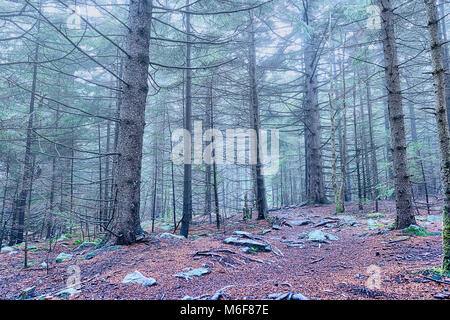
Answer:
(0, 200, 449, 300)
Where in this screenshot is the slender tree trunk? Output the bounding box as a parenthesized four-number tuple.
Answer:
(0, 160, 10, 249)
(113, 0, 152, 244)
(339, 41, 347, 213)
(205, 81, 213, 223)
(180, 0, 193, 237)
(424, 0, 450, 271)
(24, 155, 36, 268)
(210, 90, 220, 229)
(10, 19, 40, 245)
(353, 78, 363, 211)
(248, 10, 269, 220)
(365, 69, 379, 212)
(379, 0, 416, 229)
(151, 146, 158, 233)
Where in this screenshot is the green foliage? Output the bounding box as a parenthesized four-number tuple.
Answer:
(419, 267, 450, 279)
(376, 184, 395, 200)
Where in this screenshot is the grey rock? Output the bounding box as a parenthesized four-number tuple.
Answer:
(289, 220, 312, 226)
(325, 233, 339, 241)
(307, 230, 338, 243)
(158, 232, 186, 240)
(232, 230, 253, 237)
(427, 215, 442, 223)
(223, 237, 271, 251)
(83, 252, 97, 260)
(307, 230, 328, 243)
(122, 270, 157, 287)
(56, 253, 73, 263)
(74, 242, 97, 251)
(268, 292, 308, 300)
(174, 267, 210, 280)
(0, 246, 14, 254)
(55, 288, 81, 298)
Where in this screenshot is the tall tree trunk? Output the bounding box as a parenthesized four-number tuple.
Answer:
(437, 0, 450, 130)
(365, 69, 379, 212)
(248, 10, 268, 220)
(329, 15, 340, 213)
(424, 0, 450, 271)
(209, 83, 220, 229)
(10, 18, 40, 245)
(303, 0, 326, 204)
(353, 82, 363, 211)
(205, 81, 213, 223)
(113, 0, 152, 244)
(339, 41, 348, 214)
(180, 0, 193, 237)
(379, 0, 416, 229)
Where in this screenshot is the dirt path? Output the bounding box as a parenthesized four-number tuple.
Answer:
(0, 201, 448, 300)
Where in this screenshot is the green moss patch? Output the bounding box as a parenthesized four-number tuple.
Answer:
(419, 267, 450, 280)
(366, 213, 385, 219)
(402, 224, 440, 237)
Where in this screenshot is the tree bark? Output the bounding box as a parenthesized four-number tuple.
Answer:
(379, 0, 416, 229)
(180, 0, 193, 237)
(9, 19, 40, 245)
(303, 0, 326, 204)
(365, 69, 379, 212)
(424, 0, 450, 271)
(113, 0, 152, 244)
(248, 10, 269, 220)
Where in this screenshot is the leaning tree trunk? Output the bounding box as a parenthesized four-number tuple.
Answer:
(379, 0, 416, 229)
(113, 0, 152, 245)
(424, 0, 450, 271)
(10, 19, 40, 245)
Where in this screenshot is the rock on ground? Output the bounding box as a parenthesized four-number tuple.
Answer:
(158, 233, 186, 240)
(74, 242, 97, 251)
(174, 267, 210, 280)
(55, 287, 81, 298)
(56, 253, 73, 263)
(307, 230, 339, 243)
(122, 270, 157, 287)
(0, 246, 15, 254)
(223, 237, 271, 251)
